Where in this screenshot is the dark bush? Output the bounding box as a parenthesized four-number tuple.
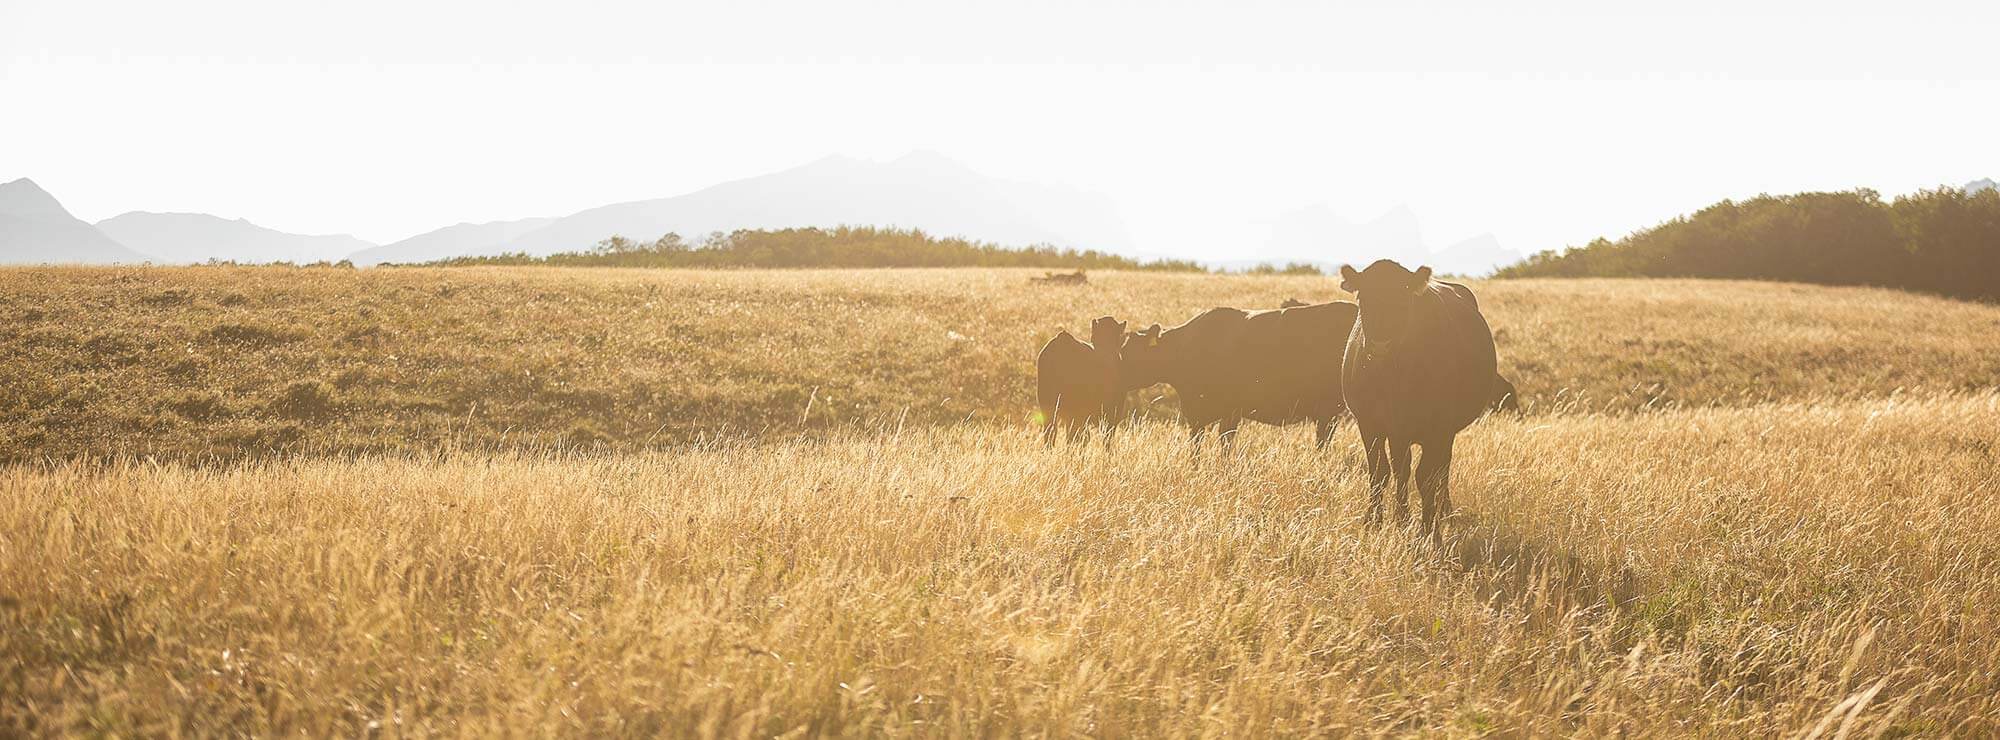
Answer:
(164, 390, 230, 421)
(268, 380, 339, 421)
(208, 322, 305, 346)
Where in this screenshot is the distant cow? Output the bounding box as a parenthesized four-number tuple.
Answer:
(1121, 300, 1359, 454)
(1036, 316, 1127, 445)
(1340, 260, 1498, 537)
(1030, 270, 1088, 285)
(1280, 297, 1309, 308)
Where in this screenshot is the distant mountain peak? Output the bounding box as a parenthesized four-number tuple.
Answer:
(1, 178, 152, 265)
(442, 152, 1134, 260)
(0, 177, 77, 219)
(1967, 178, 1996, 194)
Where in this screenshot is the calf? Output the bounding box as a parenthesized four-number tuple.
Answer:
(1036, 316, 1127, 445)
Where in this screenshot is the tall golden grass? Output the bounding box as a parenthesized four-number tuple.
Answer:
(5, 266, 1999, 735)
(5, 395, 1996, 735)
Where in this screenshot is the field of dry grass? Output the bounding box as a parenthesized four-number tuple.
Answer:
(6, 397, 1997, 735)
(5, 266, 1999, 735)
(5, 266, 1998, 460)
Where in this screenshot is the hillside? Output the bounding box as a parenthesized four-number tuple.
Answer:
(0, 178, 151, 265)
(97, 211, 377, 264)
(5, 266, 1998, 461)
(1254, 203, 1522, 276)
(346, 216, 557, 266)
(1497, 185, 2000, 300)
(356, 152, 1136, 264)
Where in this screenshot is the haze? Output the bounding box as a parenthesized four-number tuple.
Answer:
(3, 0, 1995, 263)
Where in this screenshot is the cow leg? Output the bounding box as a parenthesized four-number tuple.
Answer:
(1182, 396, 1212, 460)
(1217, 414, 1242, 456)
(1187, 420, 1209, 460)
(1064, 415, 1087, 444)
(1041, 399, 1062, 447)
(1389, 441, 1414, 525)
(1362, 432, 1390, 526)
(1100, 397, 1124, 451)
(1416, 436, 1456, 541)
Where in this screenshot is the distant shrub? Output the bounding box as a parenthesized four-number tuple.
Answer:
(81, 332, 140, 362)
(140, 288, 195, 307)
(228, 422, 306, 452)
(414, 226, 1208, 272)
(207, 322, 304, 346)
(563, 421, 612, 448)
(163, 390, 230, 421)
(332, 367, 376, 389)
(1249, 262, 1323, 276)
(268, 381, 339, 421)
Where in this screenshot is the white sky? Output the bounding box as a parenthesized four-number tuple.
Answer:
(3, 0, 1995, 258)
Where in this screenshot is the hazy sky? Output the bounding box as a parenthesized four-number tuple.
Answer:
(3, 0, 1995, 258)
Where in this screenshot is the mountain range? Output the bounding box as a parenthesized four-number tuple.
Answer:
(97, 212, 374, 265)
(3, 153, 1143, 267)
(14, 160, 1979, 271)
(1224, 203, 1522, 276)
(429, 151, 1137, 266)
(346, 217, 558, 267)
(0, 178, 151, 265)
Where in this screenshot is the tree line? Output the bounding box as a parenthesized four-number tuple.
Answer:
(1496, 186, 2000, 301)
(418, 226, 1208, 272)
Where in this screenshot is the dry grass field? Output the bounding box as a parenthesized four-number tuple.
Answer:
(4, 266, 1999, 460)
(5, 266, 2000, 735)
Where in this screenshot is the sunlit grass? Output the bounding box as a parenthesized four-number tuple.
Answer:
(5, 394, 1995, 735)
(5, 266, 1999, 460)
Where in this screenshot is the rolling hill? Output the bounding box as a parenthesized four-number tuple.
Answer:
(346, 217, 557, 266)
(358, 151, 1135, 263)
(97, 211, 377, 264)
(0, 178, 151, 265)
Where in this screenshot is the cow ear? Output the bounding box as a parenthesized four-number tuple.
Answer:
(1411, 266, 1433, 294)
(1339, 265, 1361, 292)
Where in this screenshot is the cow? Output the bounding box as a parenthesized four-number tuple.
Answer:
(1280, 297, 1309, 308)
(1339, 259, 1498, 538)
(1029, 270, 1088, 285)
(1120, 300, 1359, 454)
(1036, 316, 1127, 445)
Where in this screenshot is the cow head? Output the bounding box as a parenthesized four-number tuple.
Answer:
(1339, 259, 1434, 351)
(1119, 323, 1168, 388)
(1089, 316, 1127, 350)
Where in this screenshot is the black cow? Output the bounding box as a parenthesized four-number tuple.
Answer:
(1340, 260, 1498, 537)
(1121, 300, 1359, 454)
(1036, 316, 1126, 445)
